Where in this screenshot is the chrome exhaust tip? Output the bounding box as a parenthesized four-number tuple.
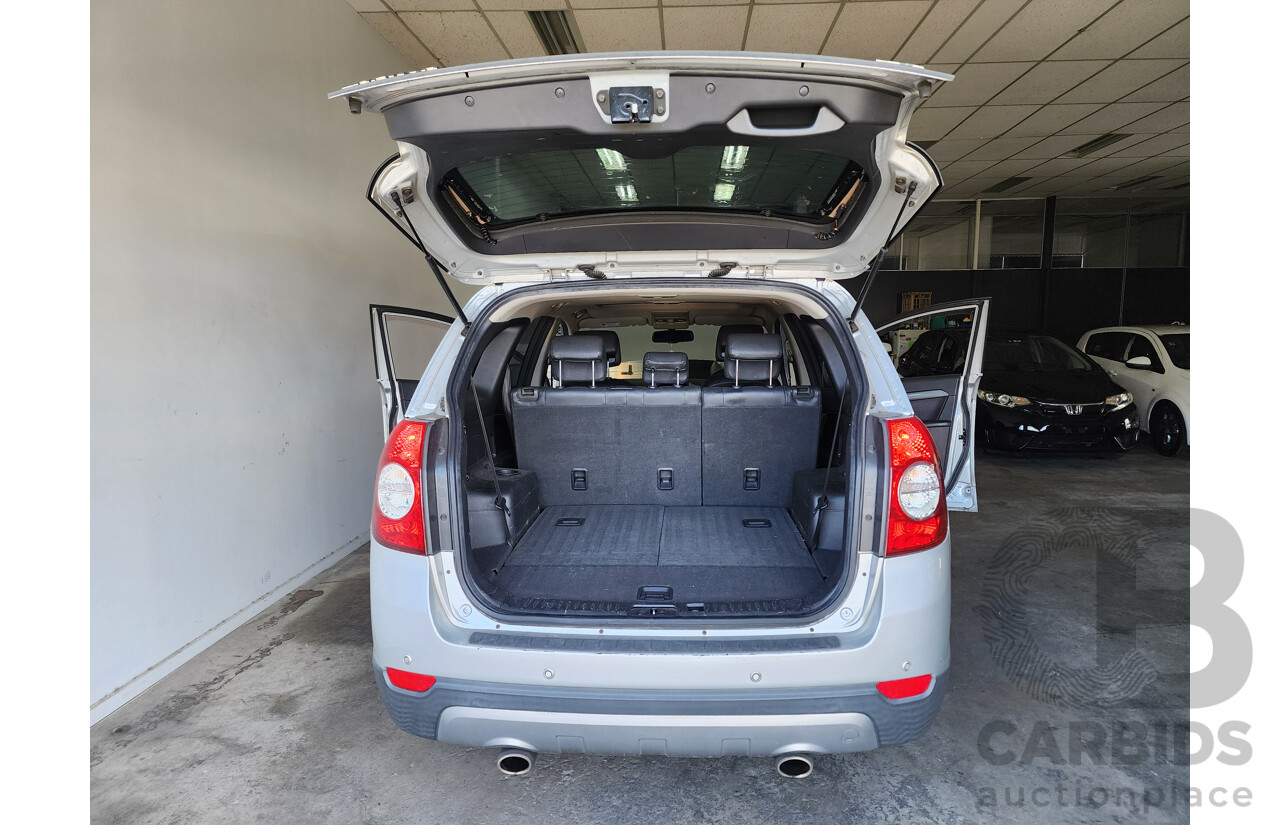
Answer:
(775, 753, 814, 779)
(497, 748, 535, 776)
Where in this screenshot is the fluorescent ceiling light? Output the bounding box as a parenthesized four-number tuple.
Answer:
(616, 184, 638, 203)
(1064, 133, 1131, 159)
(713, 183, 736, 203)
(720, 145, 749, 172)
(528, 10, 584, 55)
(596, 149, 627, 171)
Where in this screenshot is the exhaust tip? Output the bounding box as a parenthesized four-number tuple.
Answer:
(497, 748, 535, 776)
(775, 753, 814, 779)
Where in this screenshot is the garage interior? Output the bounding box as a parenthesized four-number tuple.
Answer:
(91, 0, 1190, 822)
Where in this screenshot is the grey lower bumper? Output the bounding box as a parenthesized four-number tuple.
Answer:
(376, 669, 948, 756)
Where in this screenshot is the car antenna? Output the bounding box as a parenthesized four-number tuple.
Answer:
(849, 181, 918, 324)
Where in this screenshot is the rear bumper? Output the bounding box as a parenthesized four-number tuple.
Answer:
(376, 668, 948, 756)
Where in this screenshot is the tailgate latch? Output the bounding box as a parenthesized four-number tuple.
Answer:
(610, 86, 654, 123)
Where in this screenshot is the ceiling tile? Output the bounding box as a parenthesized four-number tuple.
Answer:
(1119, 63, 1189, 102)
(1020, 156, 1113, 177)
(1051, 0, 1189, 60)
(574, 8, 663, 50)
(1069, 155, 1142, 175)
(969, 0, 1116, 62)
(942, 177, 1008, 196)
(568, 0, 657, 7)
(486, 10, 547, 57)
(348, 0, 390, 11)
(946, 105, 1039, 139)
(931, 0, 1026, 64)
(663, 6, 749, 50)
(923, 62, 1034, 107)
(822, 1, 931, 60)
(1012, 134, 1106, 158)
(1004, 104, 1103, 136)
(744, 4, 841, 54)
(986, 60, 1108, 106)
(1054, 59, 1185, 104)
(894, 0, 982, 64)
(939, 159, 998, 179)
(1119, 101, 1189, 133)
(1127, 17, 1188, 58)
(401, 12, 511, 65)
(387, 0, 474, 9)
(925, 138, 988, 162)
(964, 135, 1042, 160)
(663, 0, 749, 5)
(908, 106, 978, 140)
(1059, 101, 1165, 134)
(360, 12, 437, 67)
(977, 157, 1041, 178)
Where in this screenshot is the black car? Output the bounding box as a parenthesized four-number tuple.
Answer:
(895, 328, 1139, 452)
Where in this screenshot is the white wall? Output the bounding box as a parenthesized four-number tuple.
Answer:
(91, 0, 446, 722)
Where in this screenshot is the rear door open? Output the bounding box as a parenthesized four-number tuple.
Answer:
(370, 305, 454, 437)
(876, 299, 989, 512)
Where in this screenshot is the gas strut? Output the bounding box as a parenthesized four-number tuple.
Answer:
(390, 190, 471, 331)
(848, 180, 918, 324)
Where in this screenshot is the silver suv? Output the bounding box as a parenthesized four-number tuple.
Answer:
(341, 53, 988, 776)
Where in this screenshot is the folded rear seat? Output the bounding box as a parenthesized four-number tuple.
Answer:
(701, 333, 822, 506)
(511, 339, 701, 506)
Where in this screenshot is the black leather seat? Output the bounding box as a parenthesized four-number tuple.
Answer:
(511, 339, 701, 505)
(641, 351, 690, 388)
(574, 330, 628, 386)
(701, 334, 822, 506)
(704, 323, 765, 387)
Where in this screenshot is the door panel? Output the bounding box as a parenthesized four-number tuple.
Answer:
(370, 305, 454, 438)
(876, 298, 990, 512)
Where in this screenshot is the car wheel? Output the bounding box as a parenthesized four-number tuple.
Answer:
(1151, 404, 1185, 457)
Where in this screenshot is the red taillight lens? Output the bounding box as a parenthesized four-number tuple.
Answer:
(373, 420, 428, 555)
(876, 674, 933, 700)
(386, 667, 436, 692)
(885, 416, 947, 556)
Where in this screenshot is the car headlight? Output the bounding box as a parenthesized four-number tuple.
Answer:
(1106, 392, 1133, 410)
(979, 390, 1031, 408)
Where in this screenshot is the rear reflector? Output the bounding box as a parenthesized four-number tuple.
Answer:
(876, 674, 933, 700)
(386, 667, 436, 692)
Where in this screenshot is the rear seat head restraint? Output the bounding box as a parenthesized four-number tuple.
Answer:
(723, 333, 785, 389)
(576, 330, 621, 368)
(715, 324, 765, 362)
(642, 351, 690, 388)
(547, 335, 608, 388)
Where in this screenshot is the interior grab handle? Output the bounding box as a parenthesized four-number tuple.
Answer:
(726, 106, 845, 137)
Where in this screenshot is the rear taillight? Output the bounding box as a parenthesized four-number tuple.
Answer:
(385, 667, 436, 692)
(373, 420, 428, 555)
(885, 416, 947, 556)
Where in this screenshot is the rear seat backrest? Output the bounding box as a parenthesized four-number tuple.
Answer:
(701, 334, 822, 506)
(510, 340, 701, 506)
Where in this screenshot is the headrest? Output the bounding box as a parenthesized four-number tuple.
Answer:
(642, 351, 689, 387)
(715, 324, 765, 360)
(548, 335, 607, 386)
(577, 330, 621, 367)
(723, 333, 784, 385)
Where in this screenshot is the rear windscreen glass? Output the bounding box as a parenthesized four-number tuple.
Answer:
(448, 145, 859, 224)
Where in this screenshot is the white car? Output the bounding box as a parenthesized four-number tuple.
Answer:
(1078, 325, 1190, 455)
(341, 53, 990, 776)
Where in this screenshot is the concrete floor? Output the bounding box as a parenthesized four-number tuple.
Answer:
(91, 440, 1190, 824)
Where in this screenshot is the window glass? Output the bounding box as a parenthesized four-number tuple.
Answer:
(1083, 331, 1131, 362)
(1159, 333, 1189, 369)
(384, 314, 450, 380)
(1126, 334, 1161, 367)
(985, 335, 1096, 372)
(1053, 199, 1127, 268)
(451, 145, 859, 225)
